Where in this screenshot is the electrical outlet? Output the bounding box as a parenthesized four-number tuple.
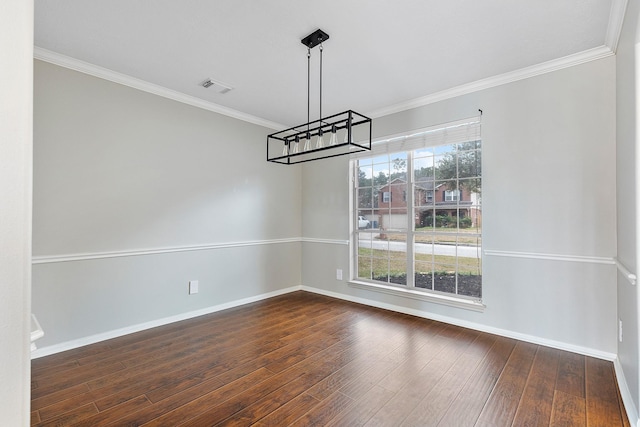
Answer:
(336, 269, 343, 280)
(189, 280, 199, 295)
(619, 319, 623, 343)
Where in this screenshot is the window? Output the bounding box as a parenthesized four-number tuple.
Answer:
(352, 117, 482, 303)
(444, 189, 460, 201)
(426, 191, 433, 202)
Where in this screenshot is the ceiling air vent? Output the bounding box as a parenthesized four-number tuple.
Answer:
(201, 78, 233, 94)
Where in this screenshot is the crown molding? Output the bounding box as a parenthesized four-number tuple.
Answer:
(36, 31, 620, 129)
(605, 0, 629, 52)
(33, 47, 286, 131)
(366, 45, 614, 119)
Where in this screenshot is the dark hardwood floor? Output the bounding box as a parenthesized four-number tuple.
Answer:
(31, 291, 629, 426)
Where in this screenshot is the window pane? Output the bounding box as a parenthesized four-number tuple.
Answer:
(459, 178, 481, 197)
(457, 150, 481, 178)
(434, 152, 457, 185)
(416, 207, 436, 229)
(357, 211, 373, 231)
(385, 209, 409, 232)
(458, 140, 481, 151)
(458, 273, 482, 298)
(357, 255, 373, 281)
(389, 152, 407, 180)
(357, 188, 374, 210)
(357, 236, 408, 286)
(388, 241, 407, 285)
(415, 259, 434, 290)
(434, 144, 456, 155)
(358, 164, 373, 187)
(433, 262, 457, 294)
(389, 183, 406, 205)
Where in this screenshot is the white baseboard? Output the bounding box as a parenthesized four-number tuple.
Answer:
(613, 357, 640, 427)
(31, 285, 302, 359)
(300, 285, 617, 362)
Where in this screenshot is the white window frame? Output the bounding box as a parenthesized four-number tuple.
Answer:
(349, 117, 484, 312)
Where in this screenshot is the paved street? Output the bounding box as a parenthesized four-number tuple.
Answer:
(358, 237, 481, 258)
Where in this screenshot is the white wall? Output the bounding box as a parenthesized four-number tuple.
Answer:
(302, 56, 617, 356)
(32, 60, 302, 349)
(0, 0, 33, 424)
(617, 0, 640, 421)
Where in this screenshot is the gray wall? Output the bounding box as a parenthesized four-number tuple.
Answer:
(617, 0, 640, 419)
(32, 60, 302, 348)
(1, 1, 33, 424)
(302, 56, 618, 356)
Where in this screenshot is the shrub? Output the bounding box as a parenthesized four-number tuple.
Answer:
(459, 217, 472, 228)
(420, 213, 433, 227)
(435, 215, 452, 227)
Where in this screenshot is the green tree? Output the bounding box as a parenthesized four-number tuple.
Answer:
(415, 166, 434, 180)
(435, 141, 481, 194)
(390, 158, 407, 181)
(358, 168, 371, 187)
(357, 168, 373, 209)
(373, 171, 389, 187)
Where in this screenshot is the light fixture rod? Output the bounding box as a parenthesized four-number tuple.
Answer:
(307, 47, 311, 134)
(319, 44, 323, 124)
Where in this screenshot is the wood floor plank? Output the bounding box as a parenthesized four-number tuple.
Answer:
(397, 333, 498, 427)
(556, 350, 586, 398)
(109, 368, 273, 426)
(250, 392, 320, 427)
(474, 340, 538, 427)
(288, 391, 354, 427)
(360, 329, 478, 426)
(31, 383, 91, 411)
(91, 336, 289, 411)
(550, 390, 586, 427)
(105, 367, 273, 426)
(141, 342, 280, 403)
(436, 335, 516, 427)
(38, 388, 102, 422)
(33, 402, 98, 427)
(69, 395, 152, 427)
(29, 291, 629, 427)
(511, 346, 562, 426)
(325, 385, 395, 427)
(31, 359, 79, 379)
(31, 343, 112, 372)
(212, 370, 334, 426)
(586, 356, 624, 426)
(182, 337, 362, 426)
(31, 360, 127, 400)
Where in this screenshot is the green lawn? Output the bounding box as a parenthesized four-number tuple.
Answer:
(357, 247, 481, 278)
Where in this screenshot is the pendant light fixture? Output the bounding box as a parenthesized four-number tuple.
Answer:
(267, 29, 372, 165)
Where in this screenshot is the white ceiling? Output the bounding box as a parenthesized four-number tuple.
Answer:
(34, 0, 623, 129)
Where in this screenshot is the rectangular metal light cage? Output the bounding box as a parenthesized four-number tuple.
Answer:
(267, 110, 372, 165)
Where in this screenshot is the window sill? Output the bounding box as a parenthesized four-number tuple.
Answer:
(347, 280, 485, 312)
